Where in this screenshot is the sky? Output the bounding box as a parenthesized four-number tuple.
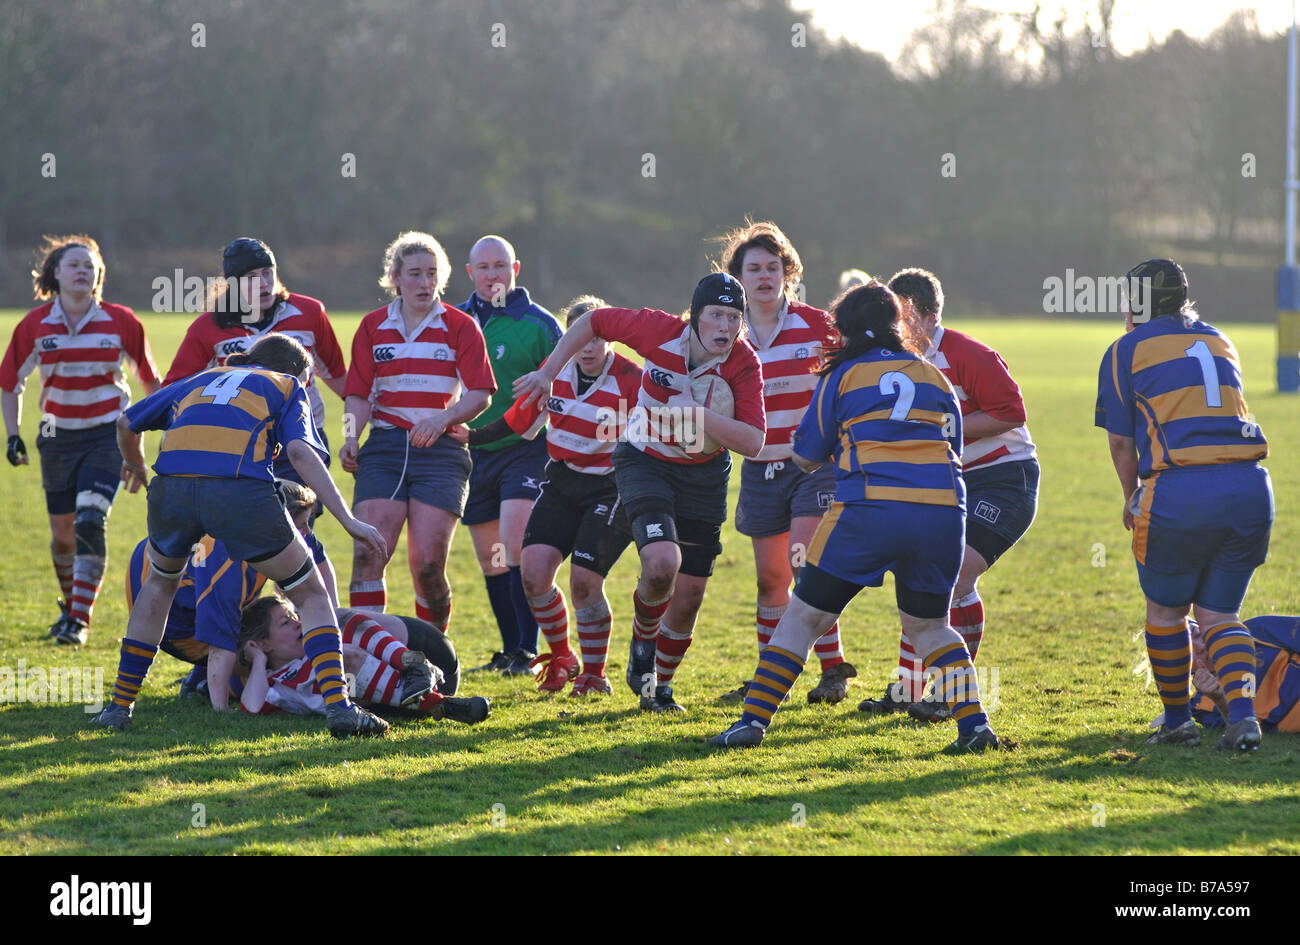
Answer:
(792, 1, 1292, 62)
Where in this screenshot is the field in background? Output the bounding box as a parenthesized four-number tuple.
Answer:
(0, 312, 1297, 855)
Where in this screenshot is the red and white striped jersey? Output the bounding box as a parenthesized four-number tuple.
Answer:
(502, 352, 642, 475)
(163, 293, 346, 427)
(0, 299, 160, 430)
(589, 307, 765, 465)
(344, 300, 496, 431)
(746, 299, 836, 461)
(927, 325, 1036, 471)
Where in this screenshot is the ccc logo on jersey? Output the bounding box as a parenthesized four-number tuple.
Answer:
(374, 346, 397, 362)
(648, 368, 675, 388)
(40, 337, 59, 351)
(219, 340, 247, 357)
(546, 397, 565, 413)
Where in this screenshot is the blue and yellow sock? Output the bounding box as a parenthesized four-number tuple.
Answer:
(739, 646, 805, 728)
(302, 624, 351, 707)
(1203, 622, 1257, 724)
(927, 642, 988, 735)
(111, 638, 159, 708)
(1145, 620, 1191, 728)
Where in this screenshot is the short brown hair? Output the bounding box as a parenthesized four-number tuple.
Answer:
(31, 235, 106, 301)
(887, 268, 944, 319)
(720, 219, 803, 296)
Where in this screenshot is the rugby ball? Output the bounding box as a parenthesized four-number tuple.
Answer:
(688, 374, 735, 454)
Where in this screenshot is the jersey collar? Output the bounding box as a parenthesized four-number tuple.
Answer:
(45, 298, 108, 334)
(383, 298, 445, 338)
(925, 324, 945, 361)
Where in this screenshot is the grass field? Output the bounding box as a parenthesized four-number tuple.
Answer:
(1, 311, 1298, 856)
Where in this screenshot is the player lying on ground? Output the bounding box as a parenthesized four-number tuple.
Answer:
(1096, 258, 1272, 752)
(514, 273, 765, 713)
(708, 281, 1000, 753)
(124, 480, 335, 708)
(859, 267, 1039, 721)
(237, 596, 489, 724)
(466, 296, 641, 695)
(715, 220, 854, 705)
(2, 235, 161, 645)
(91, 333, 391, 738)
(1184, 616, 1300, 732)
(342, 231, 494, 637)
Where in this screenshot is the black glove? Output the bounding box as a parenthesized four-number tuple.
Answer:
(6, 434, 26, 466)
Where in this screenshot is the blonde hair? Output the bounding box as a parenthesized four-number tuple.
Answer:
(560, 294, 606, 327)
(379, 231, 451, 299)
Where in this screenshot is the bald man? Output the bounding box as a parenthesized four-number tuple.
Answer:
(460, 236, 562, 675)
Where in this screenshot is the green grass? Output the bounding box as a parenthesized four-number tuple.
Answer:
(1, 311, 1298, 855)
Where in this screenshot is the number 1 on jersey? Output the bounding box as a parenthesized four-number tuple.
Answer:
(879, 371, 916, 421)
(201, 369, 251, 406)
(1183, 340, 1222, 408)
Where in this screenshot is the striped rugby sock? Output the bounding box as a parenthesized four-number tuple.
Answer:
(529, 585, 572, 657)
(927, 641, 989, 735)
(111, 638, 159, 708)
(950, 590, 984, 661)
(1145, 620, 1192, 728)
(349, 579, 386, 613)
(342, 612, 408, 668)
(69, 554, 105, 627)
(654, 622, 692, 684)
(740, 646, 805, 728)
(897, 635, 926, 700)
(354, 654, 401, 706)
(575, 600, 612, 676)
(52, 549, 75, 602)
(302, 624, 351, 707)
(814, 622, 845, 671)
(633, 587, 671, 642)
(1202, 622, 1257, 724)
(756, 603, 784, 651)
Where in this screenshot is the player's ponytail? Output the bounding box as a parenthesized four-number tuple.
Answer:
(228, 333, 311, 378)
(818, 282, 923, 377)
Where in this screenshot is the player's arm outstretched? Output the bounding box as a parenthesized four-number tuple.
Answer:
(513, 311, 597, 405)
(284, 439, 385, 558)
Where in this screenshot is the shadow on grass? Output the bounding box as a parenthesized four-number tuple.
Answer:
(1, 701, 1296, 854)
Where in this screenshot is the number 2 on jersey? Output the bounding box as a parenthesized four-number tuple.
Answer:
(879, 371, 916, 421)
(201, 369, 251, 406)
(1183, 340, 1222, 408)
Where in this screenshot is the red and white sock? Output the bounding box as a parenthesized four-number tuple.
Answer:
(528, 585, 571, 656)
(633, 587, 671, 642)
(354, 654, 401, 706)
(814, 622, 846, 671)
(349, 579, 386, 613)
(756, 603, 784, 651)
(415, 595, 433, 624)
(575, 599, 612, 676)
(654, 621, 693, 684)
(68, 555, 105, 627)
(897, 634, 926, 701)
(52, 550, 75, 602)
(342, 612, 407, 668)
(950, 590, 985, 661)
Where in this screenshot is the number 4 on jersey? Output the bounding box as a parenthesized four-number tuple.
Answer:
(201, 369, 251, 406)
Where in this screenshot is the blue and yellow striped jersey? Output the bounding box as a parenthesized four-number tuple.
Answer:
(1095, 317, 1267, 479)
(793, 348, 964, 508)
(125, 365, 326, 481)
